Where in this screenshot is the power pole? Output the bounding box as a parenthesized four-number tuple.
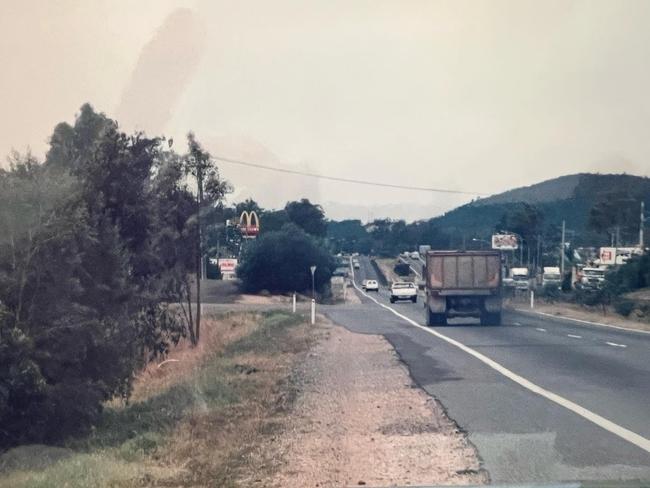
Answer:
(641, 201, 645, 249)
(560, 220, 566, 279)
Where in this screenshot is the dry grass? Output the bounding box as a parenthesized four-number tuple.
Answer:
(126, 312, 262, 404)
(0, 310, 312, 488)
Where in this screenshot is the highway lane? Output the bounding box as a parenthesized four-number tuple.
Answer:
(322, 255, 650, 483)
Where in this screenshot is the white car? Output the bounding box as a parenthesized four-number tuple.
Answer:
(410, 252, 420, 259)
(365, 279, 379, 292)
(353, 260, 360, 269)
(390, 281, 418, 303)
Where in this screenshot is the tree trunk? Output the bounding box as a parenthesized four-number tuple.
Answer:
(185, 279, 197, 346)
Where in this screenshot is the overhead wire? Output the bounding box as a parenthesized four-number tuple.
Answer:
(212, 155, 487, 196)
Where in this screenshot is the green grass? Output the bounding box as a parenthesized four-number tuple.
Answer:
(0, 310, 304, 488)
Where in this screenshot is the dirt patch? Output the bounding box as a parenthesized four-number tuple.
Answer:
(246, 321, 487, 487)
(235, 294, 291, 305)
(521, 302, 650, 333)
(344, 282, 362, 304)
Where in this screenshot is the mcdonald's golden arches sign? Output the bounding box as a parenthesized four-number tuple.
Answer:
(239, 211, 260, 238)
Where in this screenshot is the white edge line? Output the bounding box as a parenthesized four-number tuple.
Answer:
(349, 260, 650, 454)
(515, 308, 650, 335)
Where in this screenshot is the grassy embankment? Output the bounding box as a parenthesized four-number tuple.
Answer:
(0, 310, 311, 488)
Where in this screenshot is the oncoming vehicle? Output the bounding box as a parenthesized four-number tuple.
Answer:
(365, 279, 379, 292)
(353, 260, 360, 269)
(541, 266, 562, 289)
(410, 251, 420, 260)
(390, 281, 418, 303)
(510, 267, 530, 291)
(578, 266, 606, 290)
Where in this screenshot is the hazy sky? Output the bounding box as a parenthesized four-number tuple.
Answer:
(2, 0, 650, 220)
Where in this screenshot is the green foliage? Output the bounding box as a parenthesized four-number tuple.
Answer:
(237, 224, 336, 294)
(394, 263, 411, 276)
(588, 190, 642, 243)
(284, 199, 327, 237)
(540, 283, 561, 303)
(604, 252, 650, 295)
(614, 300, 635, 317)
(0, 105, 210, 448)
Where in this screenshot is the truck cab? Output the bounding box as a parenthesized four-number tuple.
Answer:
(510, 267, 530, 291)
(541, 266, 562, 289)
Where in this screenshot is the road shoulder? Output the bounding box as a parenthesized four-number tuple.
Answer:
(248, 318, 487, 487)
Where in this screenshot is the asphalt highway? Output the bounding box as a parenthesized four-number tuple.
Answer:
(322, 255, 650, 484)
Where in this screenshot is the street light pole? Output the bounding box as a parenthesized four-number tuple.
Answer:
(560, 220, 566, 279)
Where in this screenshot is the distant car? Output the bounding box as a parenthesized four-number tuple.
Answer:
(410, 252, 420, 259)
(365, 279, 379, 292)
(390, 281, 418, 303)
(353, 260, 360, 269)
(361, 279, 368, 289)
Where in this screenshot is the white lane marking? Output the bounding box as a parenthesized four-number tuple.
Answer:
(349, 264, 650, 454)
(515, 308, 650, 335)
(567, 334, 582, 339)
(514, 322, 522, 326)
(535, 327, 547, 332)
(606, 341, 627, 348)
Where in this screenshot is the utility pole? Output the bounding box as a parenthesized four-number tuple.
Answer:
(560, 220, 566, 279)
(641, 201, 645, 249)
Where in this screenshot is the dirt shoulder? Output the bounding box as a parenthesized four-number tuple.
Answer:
(513, 301, 650, 333)
(247, 320, 487, 487)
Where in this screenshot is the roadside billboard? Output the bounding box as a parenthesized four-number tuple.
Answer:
(599, 247, 616, 266)
(491, 233, 518, 250)
(218, 258, 238, 278)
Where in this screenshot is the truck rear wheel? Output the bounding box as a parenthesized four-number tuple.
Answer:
(480, 312, 501, 326)
(427, 310, 447, 326)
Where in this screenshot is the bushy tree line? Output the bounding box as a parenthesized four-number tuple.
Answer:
(237, 224, 336, 294)
(327, 218, 452, 256)
(0, 105, 228, 448)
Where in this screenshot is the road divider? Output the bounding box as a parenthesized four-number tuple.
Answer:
(349, 266, 650, 455)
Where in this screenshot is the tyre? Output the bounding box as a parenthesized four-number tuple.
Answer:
(480, 312, 502, 326)
(411, 296, 417, 303)
(390, 297, 395, 303)
(427, 310, 447, 326)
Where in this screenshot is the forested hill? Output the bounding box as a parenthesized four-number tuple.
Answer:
(430, 173, 650, 246)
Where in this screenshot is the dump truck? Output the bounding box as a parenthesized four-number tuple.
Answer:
(424, 250, 502, 326)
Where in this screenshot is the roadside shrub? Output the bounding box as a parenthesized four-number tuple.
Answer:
(541, 283, 561, 303)
(394, 263, 411, 276)
(614, 300, 635, 317)
(237, 224, 336, 294)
